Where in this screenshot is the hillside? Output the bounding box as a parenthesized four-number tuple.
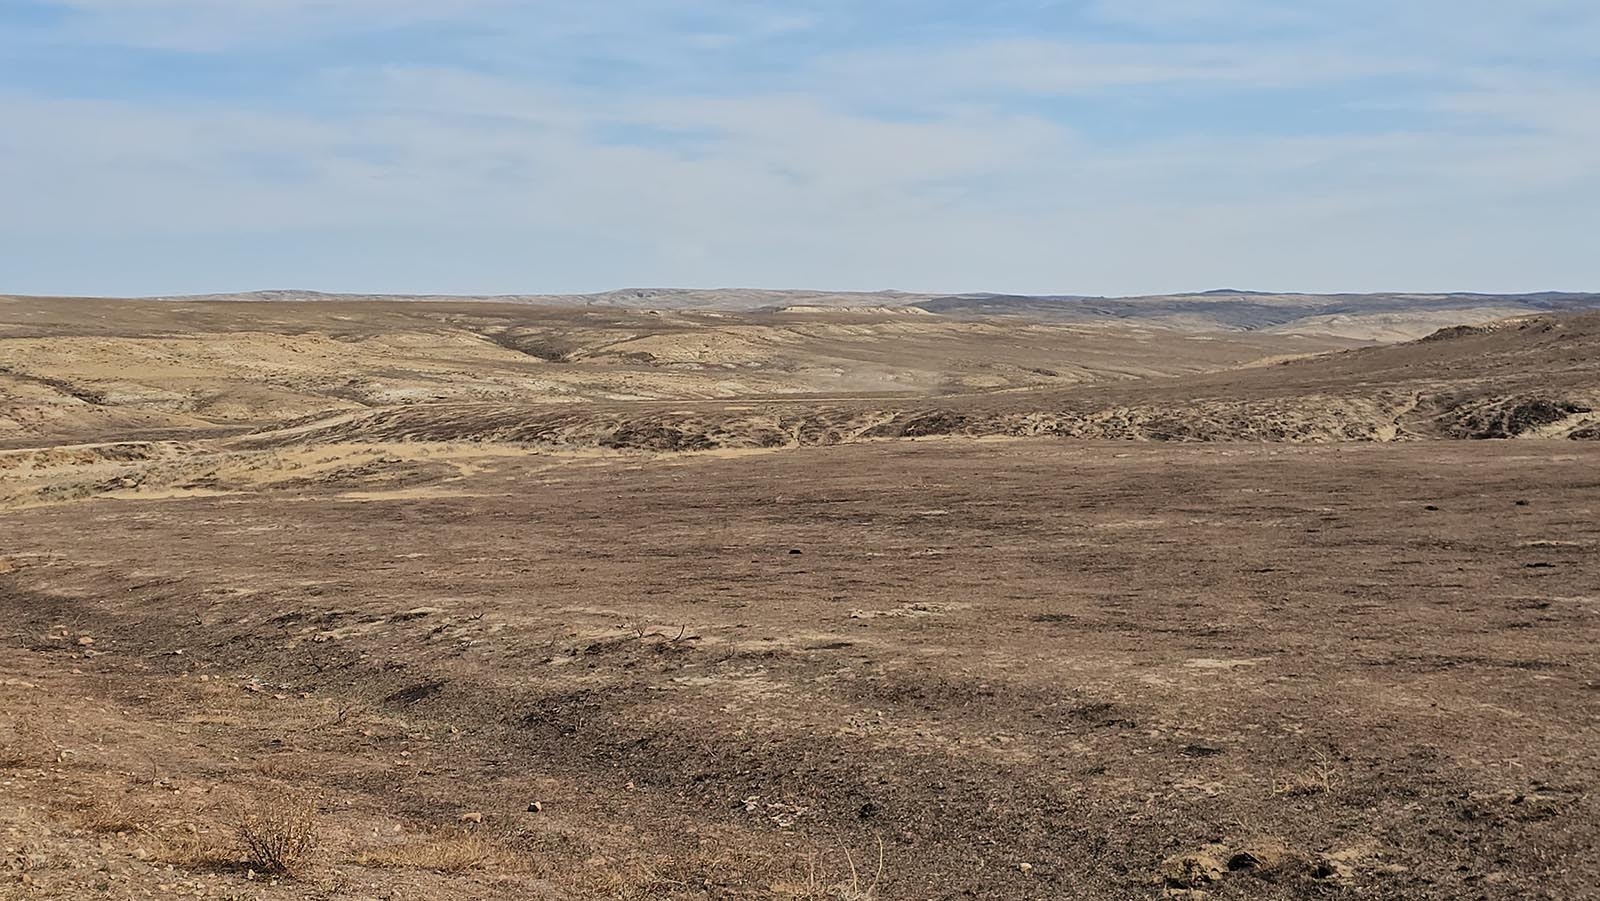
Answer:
(233, 313, 1600, 453)
(0, 297, 1349, 448)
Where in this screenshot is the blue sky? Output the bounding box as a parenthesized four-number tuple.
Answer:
(2, 1, 1596, 296)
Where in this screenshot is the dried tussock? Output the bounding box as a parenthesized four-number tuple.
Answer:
(235, 794, 319, 876)
(1272, 750, 1337, 797)
(357, 829, 502, 874)
(0, 718, 67, 769)
(0, 735, 36, 769)
(57, 787, 235, 871)
(63, 794, 153, 835)
(151, 832, 235, 871)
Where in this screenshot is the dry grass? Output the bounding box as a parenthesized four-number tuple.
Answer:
(235, 794, 319, 876)
(1272, 750, 1336, 797)
(63, 794, 152, 835)
(0, 718, 61, 769)
(0, 737, 33, 769)
(151, 832, 235, 871)
(773, 839, 886, 900)
(356, 829, 501, 874)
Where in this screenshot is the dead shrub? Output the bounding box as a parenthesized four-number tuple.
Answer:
(235, 794, 319, 876)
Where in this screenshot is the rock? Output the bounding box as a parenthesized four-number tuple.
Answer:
(527, 802, 543, 813)
(1227, 839, 1289, 873)
(1161, 845, 1228, 888)
(76, 637, 94, 647)
(1311, 850, 1361, 882)
(458, 812, 483, 825)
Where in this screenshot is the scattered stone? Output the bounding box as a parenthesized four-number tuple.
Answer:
(458, 812, 483, 825)
(76, 637, 94, 647)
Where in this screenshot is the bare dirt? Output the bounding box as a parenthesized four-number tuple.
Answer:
(2, 299, 1598, 900)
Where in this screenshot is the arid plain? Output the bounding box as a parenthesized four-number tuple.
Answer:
(2, 292, 1598, 899)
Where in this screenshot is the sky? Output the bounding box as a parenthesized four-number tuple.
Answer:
(1, 1, 1597, 297)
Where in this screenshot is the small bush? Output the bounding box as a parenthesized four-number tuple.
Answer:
(235, 794, 319, 876)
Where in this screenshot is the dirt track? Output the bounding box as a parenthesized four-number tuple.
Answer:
(4, 439, 1598, 899)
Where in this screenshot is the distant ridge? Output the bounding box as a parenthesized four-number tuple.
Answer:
(6, 288, 1600, 341)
